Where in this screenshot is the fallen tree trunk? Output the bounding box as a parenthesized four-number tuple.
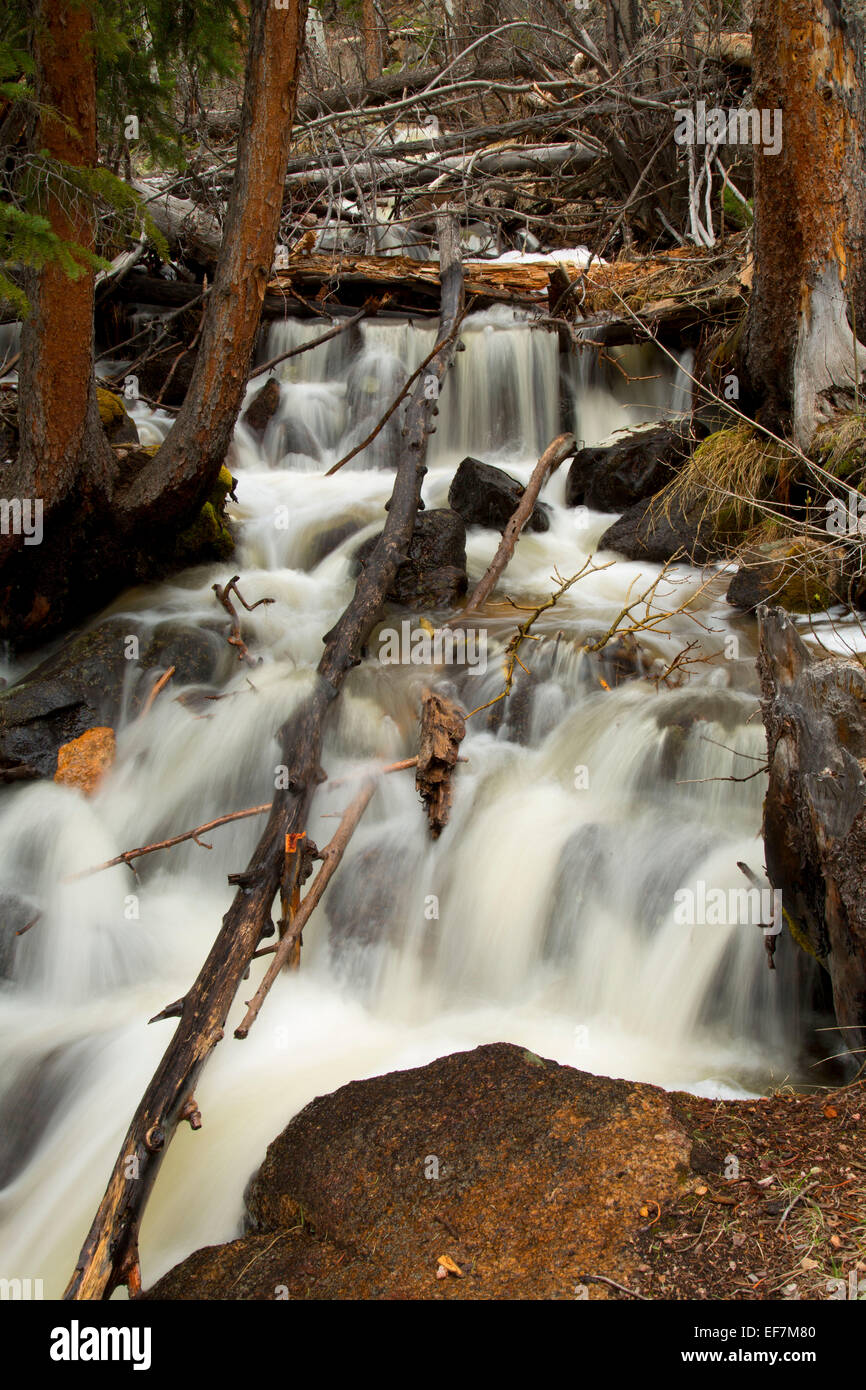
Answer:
(133, 180, 224, 266)
(282, 139, 600, 194)
(64, 214, 464, 1301)
(758, 606, 866, 1063)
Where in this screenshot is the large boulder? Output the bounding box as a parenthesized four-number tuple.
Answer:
(354, 509, 467, 608)
(566, 423, 695, 512)
(147, 1042, 692, 1300)
(0, 616, 228, 779)
(448, 456, 550, 533)
(726, 537, 846, 614)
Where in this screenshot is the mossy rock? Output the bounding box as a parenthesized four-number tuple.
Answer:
(96, 387, 139, 445)
(727, 536, 845, 614)
(175, 500, 234, 563)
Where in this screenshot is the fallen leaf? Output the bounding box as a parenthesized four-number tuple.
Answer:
(800, 1257, 819, 1271)
(436, 1254, 463, 1278)
(824, 1106, 838, 1118)
(695, 1185, 708, 1196)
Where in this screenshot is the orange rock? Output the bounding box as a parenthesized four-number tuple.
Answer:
(54, 727, 116, 796)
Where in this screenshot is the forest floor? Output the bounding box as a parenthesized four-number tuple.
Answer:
(638, 1078, 866, 1301)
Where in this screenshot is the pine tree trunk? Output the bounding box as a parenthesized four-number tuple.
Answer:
(745, 0, 866, 446)
(4, 2, 115, 595)
(0, 0, 309, 644)
(116, 0, 309, 530)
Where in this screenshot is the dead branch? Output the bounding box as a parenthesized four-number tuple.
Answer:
(466, 558, 613, 721)
(140, 665, 176, 718)
(212, 575, 275, 666)
(248, 303, 369, 382)
(234, 777, 377, 1039)
(449, 432, 576, 621)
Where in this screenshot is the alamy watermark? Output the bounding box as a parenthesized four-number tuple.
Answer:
(376, 619, 487, 675)
(674, 881, 783, 935)
(0, 497, 43, 545)
(674, 101, 782, 157)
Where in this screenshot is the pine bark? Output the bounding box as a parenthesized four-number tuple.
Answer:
(745, 0, 866, 445)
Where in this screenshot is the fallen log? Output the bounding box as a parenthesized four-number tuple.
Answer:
(64, 214, 464, 1301)
(133, 180, 224, 265)
(271, 253, 555, 303)
(282, 140, 600, 194)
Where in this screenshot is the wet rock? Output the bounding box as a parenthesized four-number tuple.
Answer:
(0, 617, 227, 779)
(448, 456, 550, 533)
(147, 1042, 691, 1300)
(96, 387, 139, 446)
(303, 518, 366, 569)
(54, 727, 116, 794)
(354, 509, 467, 608)
(278, 417, 321, 462)
(242, 378, 281, 441)
(727, 537, 845, 614)
(566, 423, 695, 512)
(598, 493, 738, 564)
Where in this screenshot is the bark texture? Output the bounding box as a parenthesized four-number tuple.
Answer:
(745, 0, 866, 444)
(758, 606, 866, 1061)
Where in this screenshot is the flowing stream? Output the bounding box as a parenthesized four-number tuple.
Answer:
(0, 308, 827, 1295)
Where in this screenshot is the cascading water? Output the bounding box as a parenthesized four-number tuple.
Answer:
(0, 309, 828, 1295)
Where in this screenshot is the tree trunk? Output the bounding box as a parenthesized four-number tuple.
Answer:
(0, 0, 309, 644)
(6, 2, 115, 579)
(117, 0, 309, 530)
(361, 0, 382, 84)
(744, 0, 866, 446)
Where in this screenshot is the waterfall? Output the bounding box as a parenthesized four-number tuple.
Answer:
(0, 310, 828, 1294)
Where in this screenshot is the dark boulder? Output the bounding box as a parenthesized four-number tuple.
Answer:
(0, 617, 228, 778)
(354, 509, 467, 608)
(566, 423, 695, 512)
(147, 1042, 691, 1300)
(598, 493, 737, 564)
(448, 456, 550, 533)
(242, 378, 281, 441)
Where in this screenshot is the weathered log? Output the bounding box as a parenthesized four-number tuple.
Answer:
(272, 253, 555, 303)
(415, 690, 466, 839)
(282, 140, 600, 194)
(133, 180, 224, 266)
(758, 606, 866, 1062)
(63, 213, 464, 1301)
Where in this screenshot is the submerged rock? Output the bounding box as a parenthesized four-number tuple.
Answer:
(565, 422, 694, 512)
(448, 456, 550, 533)
(354, 509, 467, 608)
(242, 378, 280, 441)
(0, 617, 227, 779)
(147, 1042, 691, 1300)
